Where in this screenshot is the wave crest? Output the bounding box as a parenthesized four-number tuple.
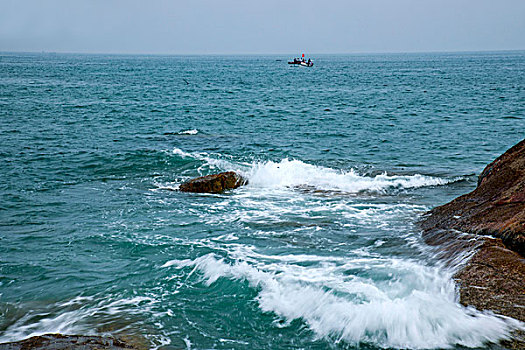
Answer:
(244, 159, 453, 193)
(171, 149, 457, 194)
(165, 253, 522, 349)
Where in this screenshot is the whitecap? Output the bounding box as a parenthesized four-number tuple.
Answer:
(179, 129, 198, 135)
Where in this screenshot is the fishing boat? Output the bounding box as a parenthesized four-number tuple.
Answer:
(288, 54, 314, 67)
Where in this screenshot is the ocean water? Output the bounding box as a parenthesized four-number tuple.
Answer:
(0, 52, 524, 349)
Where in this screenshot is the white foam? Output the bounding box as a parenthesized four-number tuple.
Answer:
(183, 336, 192, 349)
(171, 148, 243, 173)
(170, 149, 457, 194)
(0, 295, 162, 345)
(151, 181, 181, 192)
(179, 129, 198, 135)
(172, 148, 199, 159)
(167, 253, 523, 349)
(0, 305, 96, 343)
(243, 159, 453, 193)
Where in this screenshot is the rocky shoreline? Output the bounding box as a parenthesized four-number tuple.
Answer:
(0, 334, 144, 350)
(420, 139, 525, 347)
(2, 142, 523, 349)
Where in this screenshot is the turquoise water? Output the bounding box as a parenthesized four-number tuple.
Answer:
(0, 52, 523, 349)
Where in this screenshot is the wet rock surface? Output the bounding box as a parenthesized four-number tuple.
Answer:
(179, 171, 246, 194)
(420, 139, 525, 347)
(0, 334, 143, 350)
(420, 139, 525, 255)
(454, 238, 524, 322)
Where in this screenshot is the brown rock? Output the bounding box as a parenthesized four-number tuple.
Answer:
(0, 334, 142, 350)
(420, 138, 525, 256)
(179, 171, 246, 194)
(453, 238, 525, 322)
(419, 139, 525, 346)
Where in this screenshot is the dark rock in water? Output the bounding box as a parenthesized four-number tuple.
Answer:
(421, 138, 525, 256)
(0, 334, 142, 350)
(179, 171, 246, 194)
(419, 139, 525, 344)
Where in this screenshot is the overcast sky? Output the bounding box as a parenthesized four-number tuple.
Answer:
(1, 0, 524, 54)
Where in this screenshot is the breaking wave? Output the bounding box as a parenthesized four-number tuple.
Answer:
(244, 159, 455, 193)
(171, 148, 460, 194)
(163, 253, 522, 349)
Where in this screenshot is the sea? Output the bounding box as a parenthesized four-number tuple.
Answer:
(0, 51, 523, 349)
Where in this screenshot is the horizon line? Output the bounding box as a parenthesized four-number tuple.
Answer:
(1, 48, 524, 57)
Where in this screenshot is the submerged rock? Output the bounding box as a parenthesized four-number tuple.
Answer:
(0, 334, 142, 350)
(419, 139, 525, 344)
(179, 171, 246, 194)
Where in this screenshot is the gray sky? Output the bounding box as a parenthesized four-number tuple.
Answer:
(1, 0, 524, 54)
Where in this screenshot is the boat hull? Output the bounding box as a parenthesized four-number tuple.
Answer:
(288, 61, 314, 67)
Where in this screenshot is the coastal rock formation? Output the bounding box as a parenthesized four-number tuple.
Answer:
(419, 139, 525, 333)
(179, 171, 246, 194)
(0, 334, 142, 350)
(421, 139, 525, 256)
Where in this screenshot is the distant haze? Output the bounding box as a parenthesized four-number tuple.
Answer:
(1, 0, 524, 54)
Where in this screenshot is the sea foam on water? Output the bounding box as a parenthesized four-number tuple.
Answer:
(172, 148, 457, 194)
(165, 253, 521, 349)
(160, 149, 524, 348)
(244, 158, 453, 193)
